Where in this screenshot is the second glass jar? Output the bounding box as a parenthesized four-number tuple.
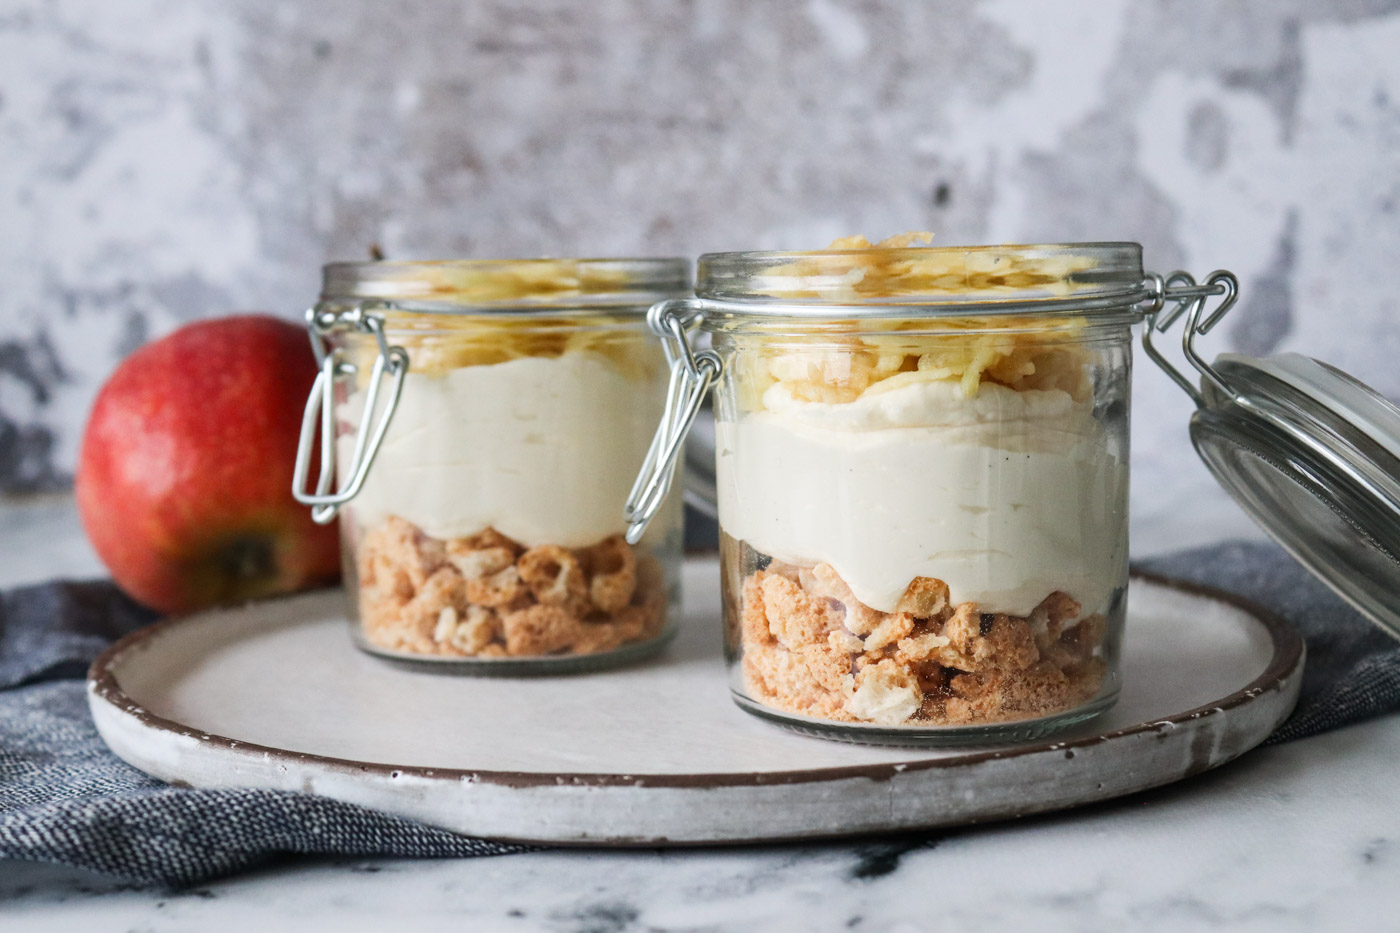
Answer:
(636, 242, 1138, 741)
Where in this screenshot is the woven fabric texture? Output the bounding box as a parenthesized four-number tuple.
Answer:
(0, 583, 528, 886)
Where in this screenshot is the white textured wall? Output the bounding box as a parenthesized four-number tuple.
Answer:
(3, 0, 1399, 548)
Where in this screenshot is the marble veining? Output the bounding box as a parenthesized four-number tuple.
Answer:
(2, 1, 1400, 547)
(4, 719, 1399, 931)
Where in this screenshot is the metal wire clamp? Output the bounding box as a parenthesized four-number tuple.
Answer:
(291, 303, 410, 524)
(1140, 269, 1241, 407)
(624, 299, 722, 544)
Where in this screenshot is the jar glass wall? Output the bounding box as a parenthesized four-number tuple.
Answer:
(306, 259, 687, 672)
(697, 242, 1139, 741)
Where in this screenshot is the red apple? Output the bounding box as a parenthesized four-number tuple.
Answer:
(77, 314, 340, 614)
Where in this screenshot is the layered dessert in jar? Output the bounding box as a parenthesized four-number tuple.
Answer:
(316, 259, 685, 665)
(709, 235, 1130, 732)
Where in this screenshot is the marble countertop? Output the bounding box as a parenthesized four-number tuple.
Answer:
(3, 495, 1397, 931)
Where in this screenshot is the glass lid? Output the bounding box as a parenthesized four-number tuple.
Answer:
(1146, 271, 1400, 639)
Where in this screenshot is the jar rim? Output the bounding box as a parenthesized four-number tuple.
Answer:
(320, 257, 692, 312)
(695, 242, 1149, 317)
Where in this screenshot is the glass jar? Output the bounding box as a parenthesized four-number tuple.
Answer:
(294, 258, 688, 672)
(628, 242, 1153, 742)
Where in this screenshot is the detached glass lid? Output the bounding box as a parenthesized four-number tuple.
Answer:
(1145, 271, 1400, 639)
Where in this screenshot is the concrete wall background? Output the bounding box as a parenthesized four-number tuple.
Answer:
(3, 0, 1399, 545)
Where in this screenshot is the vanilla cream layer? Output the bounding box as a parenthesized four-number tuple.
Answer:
(717, 377, 1128, 616)
(340, 351, 660, 547)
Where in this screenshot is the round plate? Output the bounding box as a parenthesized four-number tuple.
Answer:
(87, 560, 1302, 845)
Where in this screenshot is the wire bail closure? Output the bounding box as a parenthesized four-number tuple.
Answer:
(1140, 269, 1241, 407)
(291, 302, 410, 524)
(624, 298, 722, 544)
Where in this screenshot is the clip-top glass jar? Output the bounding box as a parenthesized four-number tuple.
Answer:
(294, 258, 688, 672)
(629, 240, 1190, 743)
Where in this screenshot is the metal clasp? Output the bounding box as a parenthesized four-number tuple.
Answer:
(1140, 269, 1241, 407)
(624, 298, 722, 544)
(291, 303, 409, 524)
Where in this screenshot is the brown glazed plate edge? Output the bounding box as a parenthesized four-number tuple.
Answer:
(85, 570, 1305, 792)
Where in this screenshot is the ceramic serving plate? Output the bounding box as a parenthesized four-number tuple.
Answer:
(88, 559, 1302, 845)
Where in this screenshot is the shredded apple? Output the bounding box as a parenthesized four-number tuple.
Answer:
(741, 233, 1099, 404)
(338, 260, 661, 380)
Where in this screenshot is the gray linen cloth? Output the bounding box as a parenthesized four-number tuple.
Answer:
(0, 581, 528, 885)
(1, 541, 1396, 885)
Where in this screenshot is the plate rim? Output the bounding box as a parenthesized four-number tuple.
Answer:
(86, 569, 1305, 790)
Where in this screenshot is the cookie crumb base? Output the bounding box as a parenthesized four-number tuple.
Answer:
(354, 515, 667, 660)
(738, 561, 1109, 729)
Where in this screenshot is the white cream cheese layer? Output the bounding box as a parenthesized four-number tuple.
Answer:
(340, 351, 660, 547)
(717, 377, 1128, 616)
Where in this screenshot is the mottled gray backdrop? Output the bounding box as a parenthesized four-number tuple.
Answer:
(3, 0, 1399, 547)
